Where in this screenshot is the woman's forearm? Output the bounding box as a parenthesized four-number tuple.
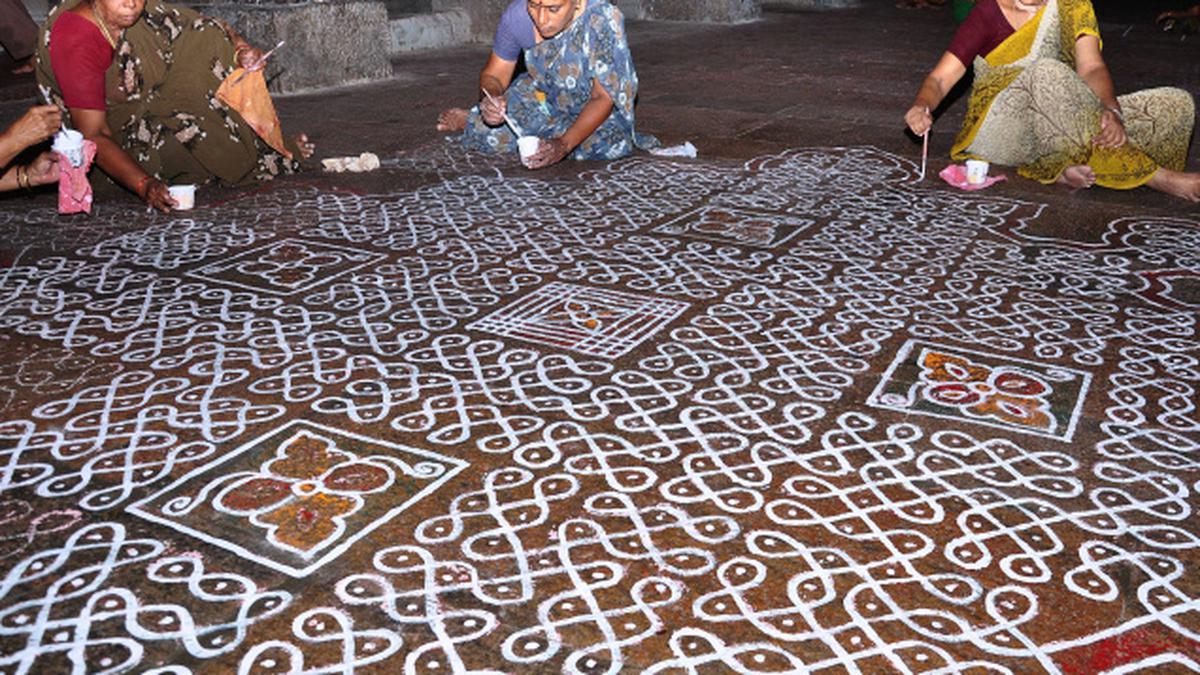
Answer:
(0, 124, 32, 168)
(0, 165, 19, 191)
(1079, 64, 1119, 110)
(480, 73, 506, 99)
(912, 74, 948, 113)
(0, 142, 21, 170)
(1073, 36, 1118, 111)
(909, 52, 967, 117)
(210, 16, 249, 50)
(93, 134, 151, 194)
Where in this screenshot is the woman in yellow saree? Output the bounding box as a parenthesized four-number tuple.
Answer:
(905, 0, 1198, 202)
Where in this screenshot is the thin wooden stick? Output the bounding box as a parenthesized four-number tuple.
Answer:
(918, 129, 929, 181)
(917, 106, 930, 181)
(233, 40, 285, 85)
(480, 88, 523, 137)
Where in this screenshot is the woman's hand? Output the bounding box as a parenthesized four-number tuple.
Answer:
(905, 105, 933, 136)
(140, 176, 177, 213)
(523, 137, 569, 169)
(480, 92, 507, 127)
(25, 152, 60, 187)
(7, 105, 62, 150)
(234, 42, 266, 70)
(1094, 108, 1127, 149)
(1158, 7, 1200, 24)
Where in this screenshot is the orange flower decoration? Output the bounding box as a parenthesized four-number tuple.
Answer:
(215, 432, 392, 556)
(919, 351, 1055, 431)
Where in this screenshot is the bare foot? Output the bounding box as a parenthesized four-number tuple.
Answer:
(437, 108, 468, 132)
(1147, 168, 1200, 202)
(1057, 165, 1096, 190)
(294, 133, 315, 160)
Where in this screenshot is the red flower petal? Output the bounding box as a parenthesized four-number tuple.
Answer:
(219, 477, 291, 512)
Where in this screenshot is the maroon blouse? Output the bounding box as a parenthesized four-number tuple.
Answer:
(49, 11, 113, 110)
(947, 0, 1017, 66)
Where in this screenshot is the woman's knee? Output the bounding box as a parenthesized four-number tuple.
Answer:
(1025, 58, 1076, 83)
(1131, 87, 1197, 129)
(1164, 87, 1196, 123)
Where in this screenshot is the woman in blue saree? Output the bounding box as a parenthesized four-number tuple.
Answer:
(436, 0, 656, 169)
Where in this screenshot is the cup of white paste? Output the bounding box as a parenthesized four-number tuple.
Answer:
(965, 159, 990, 185)
(168, 184, 196, 210)
(518, 136, 540, 167)
(52, 129, 85, 167)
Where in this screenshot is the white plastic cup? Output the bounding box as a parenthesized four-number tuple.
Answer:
(168, 184, 196, 210)
(965, 159, 990, 185)
(517, 136, 540, 166)
(52, 129, 84, 167)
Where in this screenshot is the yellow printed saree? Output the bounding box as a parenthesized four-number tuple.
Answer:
(950, 0, 1194, 188)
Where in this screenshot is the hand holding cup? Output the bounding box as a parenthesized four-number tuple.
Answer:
(140, 177, 177, 213)
(168, 184, 196, 210)
(25, 152, 60, 187)
(523, 136, 569, 170)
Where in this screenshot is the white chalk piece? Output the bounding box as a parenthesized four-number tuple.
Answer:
(321, 152, 381, 173)
(649, 142, 698, 159)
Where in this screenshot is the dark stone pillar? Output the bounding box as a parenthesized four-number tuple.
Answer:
(194, 1, 392, 93)
(642, 0, 760, 21)
(382, 0, 433, 17)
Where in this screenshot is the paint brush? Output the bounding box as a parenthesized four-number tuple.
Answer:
(233, 40, 285, 84)
(482, 88, 524, 137)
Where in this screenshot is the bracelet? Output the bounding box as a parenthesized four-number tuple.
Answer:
(16, 165, 30, 190)
(135, 174, 154, 199)
(1105, 106, 1124, 123)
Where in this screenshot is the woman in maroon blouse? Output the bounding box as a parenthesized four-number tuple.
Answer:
(35, 0, 314, 212)
(905, 0, 1197, 201)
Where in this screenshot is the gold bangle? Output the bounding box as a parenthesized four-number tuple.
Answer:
(16, 165, 30, 190)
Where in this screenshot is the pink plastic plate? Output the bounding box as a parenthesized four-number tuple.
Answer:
(939, 163, 1006, 191)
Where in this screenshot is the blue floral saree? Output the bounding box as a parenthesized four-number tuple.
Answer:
(460, 0, 658, 160)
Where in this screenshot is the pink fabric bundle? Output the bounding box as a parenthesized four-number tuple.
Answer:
(939, 163, 1006, 191)
(57, 140, 97, 214)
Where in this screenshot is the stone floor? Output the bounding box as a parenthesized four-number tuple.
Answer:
(0, 2, 1198, 673)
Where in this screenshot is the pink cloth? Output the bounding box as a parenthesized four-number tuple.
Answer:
(939, 163, 1007, 191)
(57, 140, 97, 214)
